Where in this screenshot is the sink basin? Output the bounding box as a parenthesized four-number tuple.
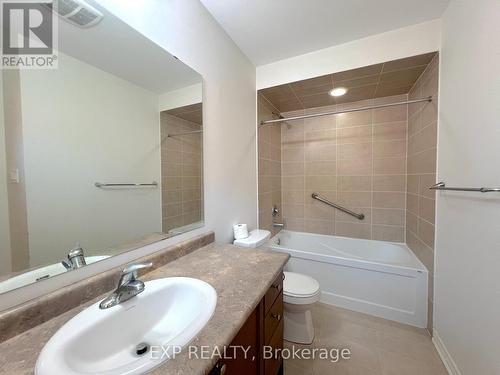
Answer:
(0, 256, 109, 294)
(35, 277, 217, 375)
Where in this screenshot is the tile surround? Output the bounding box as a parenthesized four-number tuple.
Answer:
(165, 102, 203, 125)
(258, 94, 282, 235)
(278, 94, 408, 241)
(257, 54, 439, 244)
(160, 111, 203, 232)
(260, 52, 437, 112)
(406, 54, 439, 333)
(258, 55, 439, 332)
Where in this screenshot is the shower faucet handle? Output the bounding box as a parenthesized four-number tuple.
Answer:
(272, 206, 280, 217)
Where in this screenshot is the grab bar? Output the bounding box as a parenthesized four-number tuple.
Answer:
(311, 193, 365, 220)
(95, 181, 158, 188)
(167, 130, 203, 137)
(429, 182, 500, 193)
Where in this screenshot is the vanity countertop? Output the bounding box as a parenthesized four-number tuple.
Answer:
(0, 242, 289, 375)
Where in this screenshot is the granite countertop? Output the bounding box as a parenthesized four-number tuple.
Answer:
(0, 243, 289, 375)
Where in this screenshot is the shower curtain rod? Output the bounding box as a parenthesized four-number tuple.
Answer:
(260, 96, 433, 125)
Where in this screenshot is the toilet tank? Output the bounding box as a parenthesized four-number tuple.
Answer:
(233, 229, 271, 248)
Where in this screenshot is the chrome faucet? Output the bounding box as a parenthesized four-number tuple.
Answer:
(271, 206, 285, 229)
(99, 262, 153, 309)
(62, 244, 87, 270)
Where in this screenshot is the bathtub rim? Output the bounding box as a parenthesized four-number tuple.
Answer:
(267, 230, 428, 278)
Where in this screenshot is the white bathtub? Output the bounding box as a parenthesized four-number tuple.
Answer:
(268, 230, 428, 328)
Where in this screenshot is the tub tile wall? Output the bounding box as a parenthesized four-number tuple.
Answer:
(406, 55, 438, 333)
(280, 95, 408, 241)
(160, 113, 203, 232)
(258, 94, 282, 234)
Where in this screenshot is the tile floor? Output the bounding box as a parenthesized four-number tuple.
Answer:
(284, 303, 448, 375)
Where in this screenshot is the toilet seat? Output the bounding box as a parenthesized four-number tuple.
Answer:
(282, 272, 320, 344)
(283, 272, 320, 305)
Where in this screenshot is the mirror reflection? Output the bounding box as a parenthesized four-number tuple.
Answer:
(0, 4, 204, 293)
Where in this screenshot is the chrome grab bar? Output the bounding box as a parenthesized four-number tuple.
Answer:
(167, 130, 203, 137)
(430, 182, 500, 193)
(95, 181, 158, 188)
(311, 193, 365, 220)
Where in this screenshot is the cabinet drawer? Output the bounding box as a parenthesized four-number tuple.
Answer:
(264, 319, 284, 375)
(264, 292, 283, 344)
(264, 273, 283, 316)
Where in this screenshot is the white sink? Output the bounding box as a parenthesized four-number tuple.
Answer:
(35, 277, 217, 375)
(0, 256, 109, 294)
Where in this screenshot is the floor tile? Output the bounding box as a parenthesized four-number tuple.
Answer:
(283, 303, 447, 375)
(379, 349, 448, 375)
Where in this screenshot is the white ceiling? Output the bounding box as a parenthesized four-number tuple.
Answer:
(57, 0, 202, 94)
(200, 0, 449, 66)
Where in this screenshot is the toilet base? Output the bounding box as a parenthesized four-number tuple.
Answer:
(283, 303, 315, 344)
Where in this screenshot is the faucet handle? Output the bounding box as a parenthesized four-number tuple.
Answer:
(100, 262, 153, 309)
(118, 262, 153, 288)
(68, 243, 84, 258)
(122, 262, 153, 279)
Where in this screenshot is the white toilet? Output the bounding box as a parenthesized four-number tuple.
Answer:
(233, 229, 321, 345)
(282, 271, 320, 344)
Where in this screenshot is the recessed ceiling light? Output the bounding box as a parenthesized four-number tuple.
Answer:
(329, 87, 348, 97)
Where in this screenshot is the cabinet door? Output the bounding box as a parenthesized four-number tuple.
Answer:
(264, 319, 284, 375)
(217, 306, 259, 375)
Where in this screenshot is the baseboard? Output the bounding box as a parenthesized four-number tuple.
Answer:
(320, 291, 426, 328)
(432, 329, 462, 375)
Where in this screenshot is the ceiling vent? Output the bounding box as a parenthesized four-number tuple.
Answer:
(51, 0, 103, 28)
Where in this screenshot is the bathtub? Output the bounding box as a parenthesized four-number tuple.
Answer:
(268, 230, 428, 328)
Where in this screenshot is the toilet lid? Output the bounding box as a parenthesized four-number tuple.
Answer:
(233, 229, 271, 248)
(283, 272, 320, 298)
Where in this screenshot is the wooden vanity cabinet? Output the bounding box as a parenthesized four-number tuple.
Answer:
(210, 271, 284, 375)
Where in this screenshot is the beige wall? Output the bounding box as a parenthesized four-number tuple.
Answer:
(2, 0, 257, 310)
(2, 70, 30, 272)
(279, 95, 408, 241)
(434, 1, 500, 373)
(19, 53, 161, 267)
(0, 74, 12, 275)
(160, 112, 203, 232)
(258, 95, 282, 234)
(97, 0, 257, 245)
(406, 55, 439, 332)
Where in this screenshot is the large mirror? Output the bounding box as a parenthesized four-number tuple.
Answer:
(0, 2, 203, 294)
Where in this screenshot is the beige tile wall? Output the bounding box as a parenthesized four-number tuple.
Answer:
(280, 94, 408, 242)
(160, 112, 203, 232)
(258, 94, 282, 235)
(406, 55, 439, 332)
(257, 57, 439, 333)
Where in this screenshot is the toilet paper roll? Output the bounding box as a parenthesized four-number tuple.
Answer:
(233, 224, 249, 240)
